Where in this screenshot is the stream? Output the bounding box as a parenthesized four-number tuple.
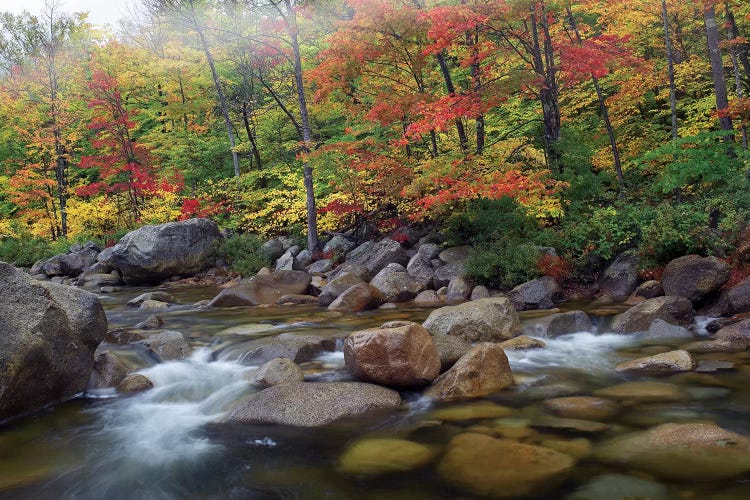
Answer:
(2, 285, 750, 499)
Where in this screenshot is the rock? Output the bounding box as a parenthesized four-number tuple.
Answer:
(138, 330, 190, 361)
(233, 335, 336, 365)
(118, 374, 154, 393)
(209, 270, 311, 307)
(445, 276, 473, 302)
(100, 218, 221, 284)
(260, 238, 285, 262)
(223, 382, 401, 427)
(662, 255, 730, 303)
(58, 247, 99, 278)
(531, 416, 609, 434)
(295, 249, 312, 268)
(77, 271, 122, 290)
(508, 276, 561, 311)
(139, 299, 170, 311)
(275, 251, 301, 271)
(0, 263, 107, 420)
(323, 235, 356, 256)
(598, 253, 640, 300)
(644, 319, 693, 340)
(683, 322, 749, 353)
(543, 397, 620, 421)
(331, 262, 370, 281)
(433, 262, 465, 288)
(432, 335, 472, 372)
(438, 246, 471, 263)
(436, 286, 448, 300)
(248, 358, 304, 387)
(567, 474, 669, 500)
(328, 283, 385, 312)
(406, 254, 434, 289)
(127, 291, 177, 307)
(307, 259, 333, 274)
(437, 433, 575, 498)
(369, 263, 424, 303)
(344, 321, 440, 387)
(89, 352, 128, 389)
(422, 297, 522, 342)
(104, 328, 146, 344)
(428, 401, 514, 421)
(338, 438, 437, 475)
(38, 254, 63, 276)
(414, 289, 442, 306)
(525, 310, 592, 337)
(595, 422, 750, 481)
(498, 335, 546, 350)
(633, 280, 664, 300)
(610, 296, 694, 333)
(345, 238, 408, 276)
(723, 276, 750, 315)
(469, 285, 490, 300)
(134, 315, 163, 330)
(615, 349, 696, 375)
(593, 381, 688, 403)
(425, 343, 513, 401)
(416, 242, 440, 260)
(318, 272, 363, 306)
(277, 294, 319, 305)
(287, 245, 301, 257)
(695, 360, 736, 373)
(541, 438, 591, 460)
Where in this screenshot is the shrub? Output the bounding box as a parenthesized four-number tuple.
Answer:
(465, 242, 541, 289)
(216, 233, 270, 277)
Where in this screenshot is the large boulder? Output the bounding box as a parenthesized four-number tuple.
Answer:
(260, 238, 285, 262)
(323, 235, 356, 256)
(433, 262, 465, 288)
(721, 276, 750, 315)
(662, 255, 730, 303)
(228, 335, 336, 365)
(525, 310, 592, 337)
(223, 382, 401, 427)
(318, 272, 363, 306)
(438, 246, 471, 263)
(138, 330, 190, 361)
(369, 263, 424, 303)
(610, 296, 694, 334)
(344, 321, 440, 387)
(598, 253, 640, 301)
(88, 352, 128, 389)
(248, 358, 304, 387)
(422, 297, 522, 342)
(425, 343, 513, 401)
(345, 238, 408, 276)
(328, 283, 385, 312)
(595, 422, 750, 481)
(438, 433, 575, 498)
(508, 276, 561, 311)
(101, 218, 221, 284)
(433, 335, 471, 371)
(0, 263, 107, 420)
(59, 245, 100, 278)
(406, 254, 434, 289)
(209, 270, 311, 307)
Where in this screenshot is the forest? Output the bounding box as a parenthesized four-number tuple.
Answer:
(1, 0, 749, 287)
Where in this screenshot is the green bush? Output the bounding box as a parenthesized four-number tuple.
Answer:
(216, 233, 270, 277)
(465, 241, 541, 289)
(443, 197, 539, 246)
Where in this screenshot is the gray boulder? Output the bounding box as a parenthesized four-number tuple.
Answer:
(417, 243, 441, 261)
(248, 358, 304, 387)
(662, 255, 730, 303)
(59, 247, 99, 277)
(433, 262, 465, 288)
(230, 334, 336, 365)
(0, 263, 106, 420)
(223, 382, 401, 427)
(138, 330, 190, 361)
(525, 310, 592, 337)
(611, 296, 694, 334)
(210, 270, 311, 307)
(632, 280, 664, 300)
(438, 246, 471, 263)
(414, 289, 442, 306)
(406, 254, 434, 289)
(346, 238, 408, 276)
(446, 276, 473, 302)
(127, 291, 177, 307)
(508, 276, 561, 311)
(369, 263, 424, 302)
(100, 218, 221, 284)
(323, 235, 356, 256)
(423, 297, 522, 342)
(433, 335, 471, 371)
(89, 352, 128, 389)
(598, 253, 640, 300)
(328, 283, 385, 312)
(318, 272, 363, 306)
(644, 319, 693, 341)
(307, 259, 333, 274)
(260, 238, 285, 262)
(470, 286, 490, 300)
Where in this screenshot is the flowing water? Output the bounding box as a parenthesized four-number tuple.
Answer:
(3, 286, 750, 499)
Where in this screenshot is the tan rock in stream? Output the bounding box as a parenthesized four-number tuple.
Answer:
(543, 396, 620, 421)
(438, 433, 575, 498)
(338, 438, 439, 475)
(422, 297, 522, 342)
(615, 349, 696, 376)
(498, 335, 546, 350)
(425, 343, 513, 401)
(248, 358, 304, 387)
(328, 283, 385, 312)
(118, 374, 154, 393)
(593, 381, 689, 403)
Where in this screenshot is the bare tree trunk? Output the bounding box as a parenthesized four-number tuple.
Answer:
(285, 0, 319, 253)
(662, 0, 679, 140)
(436, 51, 469, 152)
(726, 5, 750, 81)
(726, 1, 748, 149)
(242, 101, 263, 168)
(703, 4, 734, 137)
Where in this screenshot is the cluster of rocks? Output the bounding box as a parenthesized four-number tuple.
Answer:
(29, 218, 224, 292)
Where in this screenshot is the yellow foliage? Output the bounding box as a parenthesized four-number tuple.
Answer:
(0, 217, 15, 238)
(65, 196, 120, 239)
(141, 190, 182, 225)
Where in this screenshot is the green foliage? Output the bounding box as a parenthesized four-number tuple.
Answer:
(216, 233, 270, 277)
(465, 242, 542, 289)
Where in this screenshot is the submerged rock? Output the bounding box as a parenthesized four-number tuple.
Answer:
(593, 381, 689, 403)
(232, 335, 336, 365)
(338, 438, 438, 475)
(428, 401, 514, 421)
(566, 473, 669, 500)
(127, 291, 177, 307)
(595, 422, 750, 481)
(422, 297, 522, 342)
(438, 433, 575, 498)
(543, 396, 620, 421)
(223, 382, 401, 427)
(425, 343, 513, 401)
(344, 321, 440, 387)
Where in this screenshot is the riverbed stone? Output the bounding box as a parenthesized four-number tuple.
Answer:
(682, 324, 748, 353)
(525, 310, 592, 337)
(140, 299, 170, 311)
(346, 238, 408, 276)
(432, 335, 471, 371)
(470, 285, 490, 300)
(209, 270, 312, 307)
(632, 280, 664, 300)
(118, 374, 154, 393)
(543, 396, 620, 421)
(338, 438, 438, 475)
(134, 315, 163, 330)
(425, 343, 513, 401)
(369, 263, 424, 303)
(643, 319, 693, 341)
(89, 352, 128, 389)
(508, 276, 561, 311)
(662, 255, 730, 303)
(414, 289, 442, 306)
(422, 297, 522, 342)
(437, 433, 575, 498)
(323, 235, 356, 256)
(531, 415, 609, 434)
(498, 335, 546, 350)
(277, 294, 319, 305)
(100, 218, 221, 284)
(0, 263, 107, 420)
(328, 283, 386, 312)
(248, 358, 304, 387)
(223, 382, 401, 427)
(138, 330, 190, 361)
(566, 474, 669, 500)
(77, 271, 122, 291)
(598, 253, 640, 300)
(234, 335, 336, 365)
(615, 349, 696, 376)
(595, 422, 750, 481)
(433, 262, 465, 288)
(406, 254, 434, 289)
(127, 291, 177, 307)
(318, 272, 363, 306)
(610, 296, 694, 333)
(445, 276, 473, 302)
(344, 321, 440, 387)
(593, 381, 689, 403)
